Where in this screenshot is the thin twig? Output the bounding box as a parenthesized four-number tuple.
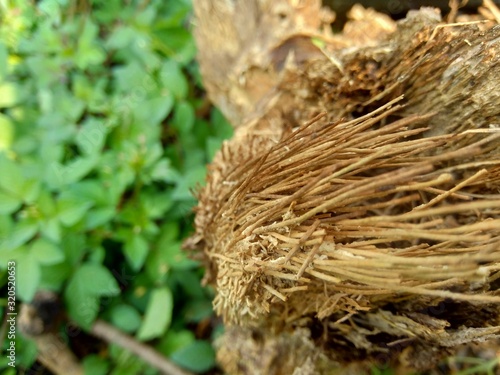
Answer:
(484, 0, 500, 22)
(91, 320, 194, 375)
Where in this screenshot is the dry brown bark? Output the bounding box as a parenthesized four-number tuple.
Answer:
(187, 1, 500, 373)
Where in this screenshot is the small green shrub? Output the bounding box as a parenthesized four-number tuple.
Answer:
(0, 0, 232, 373)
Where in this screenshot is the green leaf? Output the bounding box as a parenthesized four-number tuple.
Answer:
(0, 113, 14, 151)
(109, 304, 142, 333)
(17, 254, 41, 302)
(113, 61, 147, 92)
(153, 28, 196, 64)
(0, 82, 22, 108)
(43, 87, 86, 121)
(67, 294, 99, 330)
(0, 42, 7, 81)
(150, 159, 179, 183)
(106, 345, 147, 375)
(88, 246, 105, 264)
(170, 340, 216, 373)
(0, 189, 22, 215)
(61, 233, 86, 265)
(65, 180, 109, 206)
(143, 143, 163, 170)
(38, 0, 63, 24)
(124, 235, 149, 271)
(211, 108, 234, 139)
(165, 198, 195, 219)
(146, 222, 185, 282)
(159, 222, 179, 241)
(57, 194, 93, 227)
(141, 191, 173, 219)
(75, 20, 106, 69)
(20, 179, 41, 203)
(133, 94, 173, 126)
(137, 287, 173, 341)
(76, 118, 107, 156)
(65, 263, 120, 329)
(39, 217, 61, 243)
(36, 188, 57, 217)
(48, 155, 98, 187)
(0, 154, 24, 197)
(4, 220, 38, 250)
(67, 263, 120, 297)
(0, 367, 15, 375)
(72, 73, 93, 102)
(85, 207, 115, 229)
(83, 355, 110, 375)
(172, 101, 195, 134)
(155, 1, 191, 28)
(106, 26, 136, 50)
(26, 55, 59, 88)
(206, 137, 223, 160)
(158, 330, 195, 356)
(40, 263, 72, 291)
(30, 238, 63, 265)
(183, 148, 205, 171)
(12, 333, 38, 369)
(136, 6, 156, 26)
(161, 240, 196, 270)
(171, 166, 206, 200)
(159, 60, 188, 99)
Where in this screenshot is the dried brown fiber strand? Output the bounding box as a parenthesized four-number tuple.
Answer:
(197, 97, 500, 321)
(186, 1, 500, 373)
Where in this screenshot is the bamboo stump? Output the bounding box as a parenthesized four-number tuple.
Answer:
(186, 1, 500, 373)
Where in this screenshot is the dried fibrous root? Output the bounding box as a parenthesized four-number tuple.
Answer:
(194, 96, 500, 321)
(187, 97, 500, 369)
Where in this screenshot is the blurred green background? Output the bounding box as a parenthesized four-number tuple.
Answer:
(0, 0, 232, 373)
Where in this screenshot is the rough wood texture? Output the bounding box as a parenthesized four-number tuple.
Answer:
(188, 1, 500, 373)
(193, 0, 335, 126)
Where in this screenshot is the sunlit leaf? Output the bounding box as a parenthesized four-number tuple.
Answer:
(0, 190, 21, 215)
(57, 193, 93, 226)
(0, 42, 7, 81)
(124, 234, 149, 271)
(0, 82, 22, 108)
(137, 287, 173, 341)
(30, 238, 64, 265)
(0, 113, 14, 151)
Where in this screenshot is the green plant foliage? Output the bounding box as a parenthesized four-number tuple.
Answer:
(83, 354, 110, 375)
(137, 287, 173, 341)
(0, 0, 232, 373)
(170, 340, 216, 374)
(65, 263, 121, 329)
